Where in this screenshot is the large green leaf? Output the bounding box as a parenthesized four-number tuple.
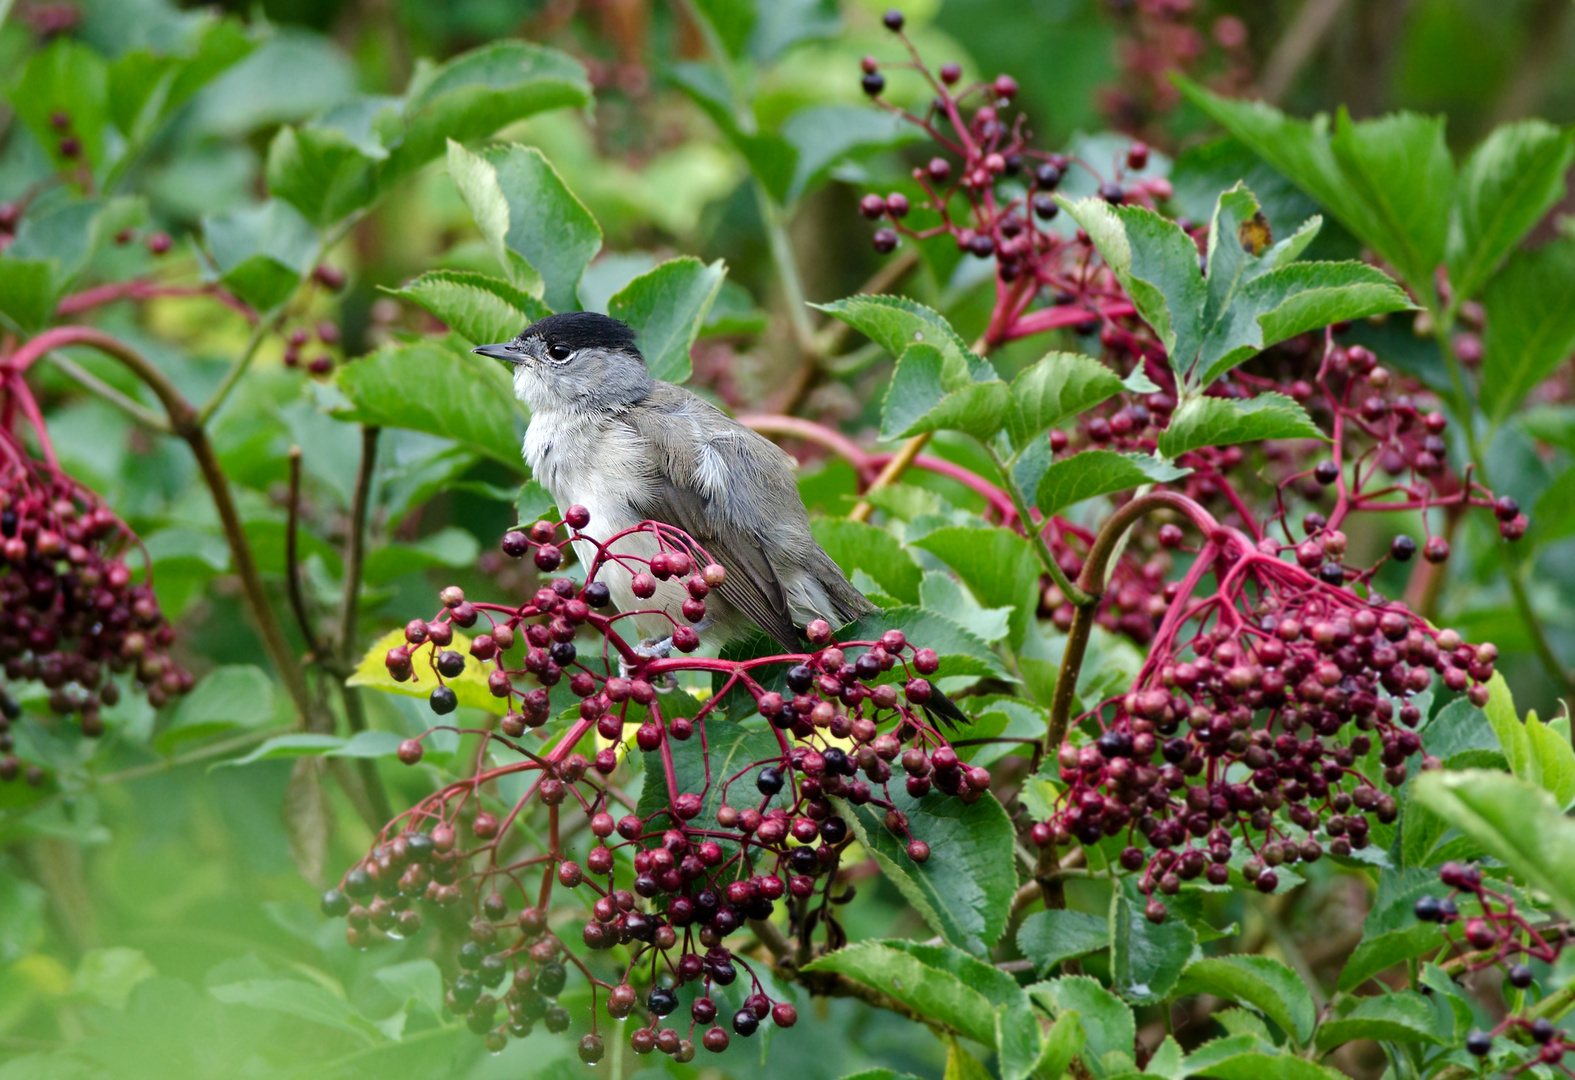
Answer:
(1326, 109, 1455, 293)
(388, 41, 591, 184)
(0, 259, 58, 333)
(1412, 769, 1575, 917)
(1448, 120, 1575, 302)
(446, 140, 602, 311)
(1017, 910, 1110, 976)
(1480, 238, 1575, 425)
(1182, 1038, 1345, 1080)
(1156, 393, 1324, 459)
(1338, 867, 1445, 992)
(838, 787, 1017, 956)
(667, 63, 797, 203)
(1313, 992, 1442, 1051)
(811, 519, 923, 605)
(1479, 673, 1575, 808)
(780, 105, 922, 205)
(1029, 976, 1136, 1078)
(606, 256, 726, 384)
(1178, 82, 1456, 294)
(1035, 450, 1189, 518)
(203, 199, 319, 312)
(1109, 879, 1195, 1005)
(1176, 955, 1317, 1046)
(158, 665, 277, 749)
(108, 16, 254, 144)
(911, 525, 1040, 650)
(346, 627, 505, 713)
(9, 39, 110, 173)
(804, 942, 998, 1044)
(880, 343, 1010, 442)
(1059, 187, 1412, 389)
(334, 340, 524, 467)
(265, 124, 380, 228)
(1004, 353, 1124, 450)
(383, 270, 549, 346)
(814, 295, 991, 376)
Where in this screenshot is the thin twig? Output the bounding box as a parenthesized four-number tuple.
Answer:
(1259, 0, 1349, 104)
(285, 446, 325, 657)
(45, 352, 171, 432)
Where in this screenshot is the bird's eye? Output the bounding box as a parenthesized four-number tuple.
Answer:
(547, 343, 573, 362)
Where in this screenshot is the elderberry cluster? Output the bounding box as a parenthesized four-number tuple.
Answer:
(1034, 521, 1498, 920)
(0, 435, 189, 739)
(323, 508, 974, 1059)
(856, 11, 1166, 342)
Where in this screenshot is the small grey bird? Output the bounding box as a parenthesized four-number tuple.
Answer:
(473, 311, 876, 658)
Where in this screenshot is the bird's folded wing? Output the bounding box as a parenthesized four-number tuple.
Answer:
(625, 403, 803, 651)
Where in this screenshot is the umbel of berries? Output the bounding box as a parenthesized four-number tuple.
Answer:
(0, 428, 190, 736)
(334, 507, 970, 1056)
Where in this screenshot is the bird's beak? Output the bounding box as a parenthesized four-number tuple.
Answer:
(472, 342, 525, 366)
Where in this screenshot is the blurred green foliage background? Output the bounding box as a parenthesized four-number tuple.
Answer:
(1, 1, 1573, 1077)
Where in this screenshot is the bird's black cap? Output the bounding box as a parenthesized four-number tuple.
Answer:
(522, 311, 641, 356)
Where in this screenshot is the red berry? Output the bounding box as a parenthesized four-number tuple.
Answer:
(397, 739, 423, 765)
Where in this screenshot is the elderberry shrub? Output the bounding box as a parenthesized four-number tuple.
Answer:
(1032, 507, 1502, 920)
(0, 430, 189, 761)
(326, 508, 972, 1057)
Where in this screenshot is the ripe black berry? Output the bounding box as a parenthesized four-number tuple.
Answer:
(1466, 1031, 1492, 1056)
(757, 766, 784, 796)
(1391, 535, 1416, 561)
(429, 685, 458, 715)
(862, 72, 885, 96)
(882, 8, 904, 30)
(1508, 964, 1535, 989)
(732, 1008, 760, 1036)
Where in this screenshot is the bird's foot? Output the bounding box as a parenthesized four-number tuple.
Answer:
(618, 636, 676, 684)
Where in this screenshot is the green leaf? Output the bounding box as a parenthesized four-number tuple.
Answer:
(1176, 956, 1317, 1046)
(159, 665, 277, 749)
(814, 294, 991, 376)
(383, 269, 549, 347)
(9, 39, 110, 173)
(780, 105, 922, 205)
(1035, 451, 1189, 518)
(607, 256, 727, 383)
(1060, 186, 1412, 389)
(73, 948, 157, 1010)
(208, 978, 373, 1041)
(203, 199, 319, 312)
(1034, 1012, 1086, 1080)
(1480, 238, 1575, 425)
(334, 340, 524, 467)
(108, 16, 254, 143)
(667, 63, 797, 203)
(1480, 673, 1575, 807)
(223, 734, 349, 767)
(750, 0, 840, 61)
(881, 343, 1010, 442)
(1412, 769, 1575, 917)
(265, 124, 379, 228)
(1055, 196, 1204, 379)
(372, 959, 444, 1018)
(1178, 81, 1455, 293)
(361, 527, 482, 585)
(1182, 1040, 1345, 1080)
(1338, 867, 1445, 992)
(637, 705, 779, 876)
(1448, 120, 1575, 302)
(346, 627, 507, 714)
(1017, 910, 1110, 976)
(1005, 352, 1124, 450)
(446, 140, 602, 310)
(919, 574, 1014, 648)
(1157, 393, 1324, 460)
(811, 519, 923, 605)
(692, 0, 755, 56)
(1109, 879, 1195, 1004)
(388, 41, 591, 185)
(803, 942, 998, 1044)
(911, 525, 1040, 650)
(1313, 992, 1442, 1051)
(0, 258, 58, 333)
(838, 788, 1017, 955)
(1029, 976, 1135, 1078)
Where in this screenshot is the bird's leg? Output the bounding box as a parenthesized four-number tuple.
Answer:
(617, 635, 675, 683)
